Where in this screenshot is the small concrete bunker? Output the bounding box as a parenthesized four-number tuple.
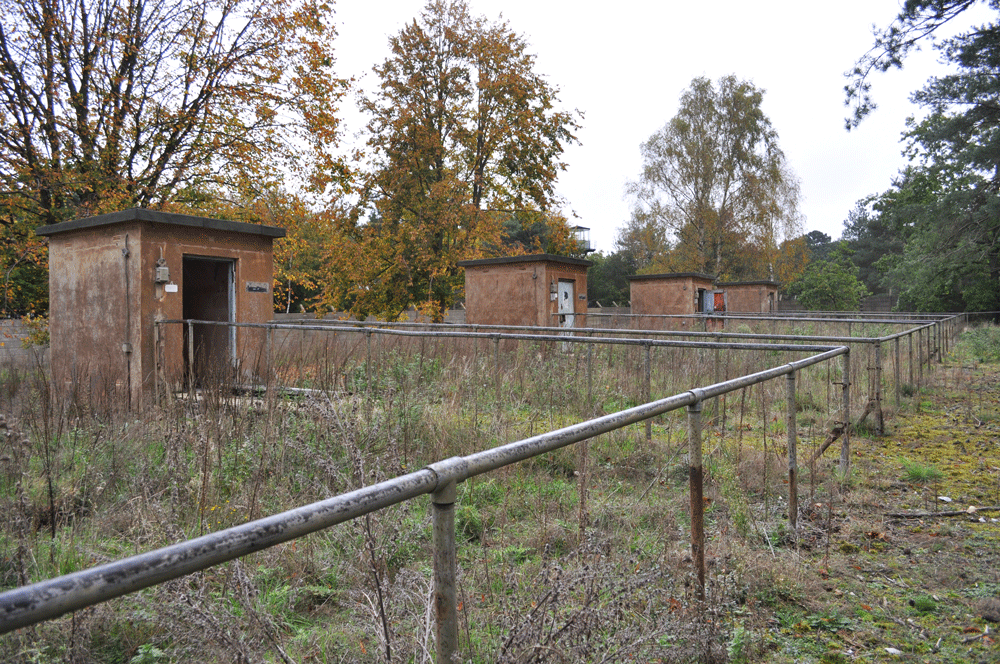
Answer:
(38, 208, 285, 408)
(627, 272, 720, 328)
(459, 254, 591, 329)
(716, 280, 779, 313)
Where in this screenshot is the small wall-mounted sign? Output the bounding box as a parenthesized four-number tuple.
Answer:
(165, 284, 178, 293)
(246, 282, 269, 293)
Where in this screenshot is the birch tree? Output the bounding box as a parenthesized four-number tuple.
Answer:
(626, 75, 802, 280)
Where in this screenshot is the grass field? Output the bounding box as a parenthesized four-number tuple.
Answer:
(1, 322, 997, 663)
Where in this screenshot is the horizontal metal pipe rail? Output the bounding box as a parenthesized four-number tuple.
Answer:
(158, 318, 844, 354)
(0, 346, 848, 637)
(577, 311, 946, 325)
(270, 314, 946, 347)
(158, 317, 939, 348)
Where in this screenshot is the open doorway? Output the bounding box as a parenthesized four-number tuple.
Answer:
(183, 256, 235, 385)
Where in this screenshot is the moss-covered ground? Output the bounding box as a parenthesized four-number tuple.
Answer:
(756, 359, 1000, 663)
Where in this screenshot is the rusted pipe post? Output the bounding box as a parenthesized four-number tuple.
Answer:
(926, 325, 932, 373)
(894, 336, 901, 411)
(586, 335, 593, 415)
(786, 371, 798, 540)
(936, 321, 942, 363)
(365, 329, 373, 396)
(494, 335, 501, 407)
(908, 331, 914, 390)
(874, 340, 884, 435)
(917, 328, 924, 390)
(153, 323, 160, 408)
(432, 478, 458, 662)
(266, 326, 273, 389)
(644, 343, 652, 443)
(187, 320, 195, 397)
(840, 351, 851, 480)
(687, 399, 705, 602)
(713, 335, 721, 423)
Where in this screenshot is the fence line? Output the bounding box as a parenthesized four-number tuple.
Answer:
(157, 314, 962, 437)
(3, 312, 969, 660)
(0, 343, 850, 660)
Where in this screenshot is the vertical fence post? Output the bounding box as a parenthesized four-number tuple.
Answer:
(840, 351, 851, 480)
(894, 336, 901, 411)
(587, 335, 593, 414)
(874, 340, 884, 435)
(365, 329, 373, 396)
(786, 371, 798, 540)
(936, 321, 942, 363)
(266, 326, 273, 389)
(645, 344, 652, 443)
(432, 477, 458, 662)
(918, 328, 924, 390)
(687, 399, 705, 602)
(494, 335, 501, 408)
(187, 320, 195, 397)
(927, 325, 932, 373)
(908, 331, 914, 391)
(153, 322, 160, 408)
(713, 336, 721, 422)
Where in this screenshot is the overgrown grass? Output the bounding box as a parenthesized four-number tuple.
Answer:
(954, 322, 1000, 363)
(0, 319, 985, 663)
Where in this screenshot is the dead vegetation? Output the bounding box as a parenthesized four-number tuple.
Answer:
(1, 323, 999, 662)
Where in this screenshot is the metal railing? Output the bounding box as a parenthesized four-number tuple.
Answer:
(160, 313, 962, 437)
(0, 340, 850, 661)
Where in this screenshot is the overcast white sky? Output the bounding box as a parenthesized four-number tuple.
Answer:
(331, 0, 974, 253)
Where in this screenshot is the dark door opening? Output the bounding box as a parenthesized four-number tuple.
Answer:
(183, 257, 235, 386)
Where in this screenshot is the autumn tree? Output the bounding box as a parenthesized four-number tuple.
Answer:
(1, 0, 350, 223)
(626, 75, 803, 281)
(0, 0, 349, 316)
(329, 0, 580, 321)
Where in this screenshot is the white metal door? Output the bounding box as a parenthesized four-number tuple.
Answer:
(558, 280, 574, 329)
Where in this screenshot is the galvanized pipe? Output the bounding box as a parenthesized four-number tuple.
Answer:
(494, 335, 501, 406)
(187, 320, 195, 396)
(0, 471, 440, 633)
(0, 346, 849, 636)
(786, 371, 798, 540)
(926, 325, 932, 372)
(586, 339, 593, 413)
(162, 318, 848, 355)
(908, 331, 914, 390)
(875, 340, 884, 435)
(918, 327, 924, 390)
(365, 329, 372, 395)
(171, 316, 944, 346)
(840, 351, 851, 478)
(429, 458, 463, 663)
(644, 344, 652, 443)
(894, 337, 901, 411)
(687, 399, 705, 601)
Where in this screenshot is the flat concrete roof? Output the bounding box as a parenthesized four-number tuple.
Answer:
(458, 253, 592, 268)
(626, 272, 716, 282)
(37, 208, 286, 238)
(716, 280, 779, 287)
